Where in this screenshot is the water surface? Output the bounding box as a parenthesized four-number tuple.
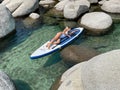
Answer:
(0, 21, 120, 90)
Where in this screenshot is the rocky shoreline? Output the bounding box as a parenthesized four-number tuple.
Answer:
(0, 0, 120, 90)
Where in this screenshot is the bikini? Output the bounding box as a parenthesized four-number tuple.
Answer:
(60, 31, 69, 39)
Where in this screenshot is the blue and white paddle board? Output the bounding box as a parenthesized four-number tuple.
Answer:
(30, 27, 83, 59)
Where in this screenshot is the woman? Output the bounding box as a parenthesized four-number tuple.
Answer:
(46, 26, 71, 49)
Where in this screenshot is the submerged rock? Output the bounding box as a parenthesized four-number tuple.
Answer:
(59, 20, 78, 29)
(0, 4, 15, 38)
(45, 8, 64, 18)
(2, 0, 39, 17)
(101, 0, 120, 13)
(80, 12, 113, 35)
(43, 16, 58, 25)
(61, 45, 99, 66)
(58, 49, 120, 90)
(0, 71, 16, 90)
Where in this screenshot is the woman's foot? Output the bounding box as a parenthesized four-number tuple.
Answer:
(46, 42, 52, 49)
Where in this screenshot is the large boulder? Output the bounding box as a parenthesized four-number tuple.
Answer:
(61, 45, 99, 66)
(0, 4, 15, 38)
(80, 12, 113, 35)
(58, 49, 120, 90)
(0, 71, 16, 90)
(54, 0, 69, 11)
(63, 1, 89, 19)
(2, 0, 39, 17)
(101, 0, 120, 13)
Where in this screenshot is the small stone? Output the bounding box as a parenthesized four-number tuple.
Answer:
(29, 13, 40, 19)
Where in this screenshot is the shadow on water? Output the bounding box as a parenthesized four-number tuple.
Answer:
(13, 80, 32, 90)
(43, 51, 62, 67)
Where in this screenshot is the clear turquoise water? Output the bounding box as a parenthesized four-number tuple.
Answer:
(0, 25, 68, 90)
(0, 22, 120, 90)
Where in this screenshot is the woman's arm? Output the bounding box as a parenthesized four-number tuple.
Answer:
(63, 27, 71, 37)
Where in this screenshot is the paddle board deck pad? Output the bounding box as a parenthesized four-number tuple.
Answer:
(30, 27, 83, 59)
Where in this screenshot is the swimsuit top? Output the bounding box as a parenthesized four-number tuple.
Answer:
(60, 33, 66, 39)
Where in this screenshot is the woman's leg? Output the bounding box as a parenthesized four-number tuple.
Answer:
(53, 39, 60, 45)
(46, 32, 62, 49)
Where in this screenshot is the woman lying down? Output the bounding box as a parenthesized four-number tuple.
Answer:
(46, 26, 78, 49)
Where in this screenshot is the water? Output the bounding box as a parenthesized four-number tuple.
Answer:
(0, 18, 120, 90)
(0, 25, 68, 90)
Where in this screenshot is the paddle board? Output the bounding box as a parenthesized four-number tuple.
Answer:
(30, 27, 83, 59)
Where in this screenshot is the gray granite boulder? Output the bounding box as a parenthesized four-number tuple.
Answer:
(63, 1, 89, 19)
(58, 49, 120, 90)
(80, 12, 112, 35)
(61, 45, 99, 66)
(0, 4, 15, 38)
(0, 71, 16, 90)
(2, 0, 39, 17)
(54, 0, 69, 11)
(101, 0, 120, 13)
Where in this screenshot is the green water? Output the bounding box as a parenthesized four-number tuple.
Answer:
(0, 22, 120, 90)
(0, 25, 68, 90)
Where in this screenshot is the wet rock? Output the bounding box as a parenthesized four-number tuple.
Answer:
(2, 0, 39, 17)
(61, 45, 99, 66)
(101, 0, 120, 13)
(80, 12, 113, 35)
(0, 70, 16, 90)
(0, 4, 15, 38)
(64, 3, 89, 19)
(29, 13, 40, 20)
(58, 49, 120, 90)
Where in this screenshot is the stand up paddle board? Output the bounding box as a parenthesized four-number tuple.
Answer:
(30, 27, 83, 59)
